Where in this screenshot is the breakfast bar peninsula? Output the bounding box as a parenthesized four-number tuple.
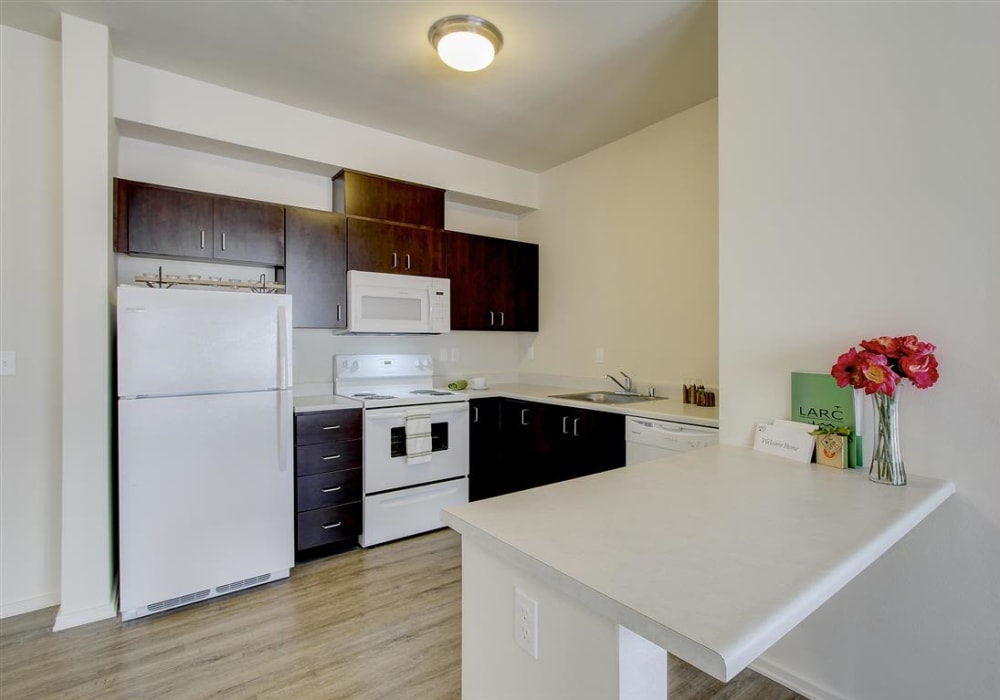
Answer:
(442, 445, 954, 699)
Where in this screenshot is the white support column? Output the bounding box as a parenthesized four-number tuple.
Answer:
(619, 625, 669, 699)
(54, 13, 116, 631)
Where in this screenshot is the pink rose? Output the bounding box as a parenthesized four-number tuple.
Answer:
(831, 347, 863, 389)
(897, 335, 936, 356)
(858, 353, 900, 395)
(861, 336, 902, 358)
(900, 353, 939, 389)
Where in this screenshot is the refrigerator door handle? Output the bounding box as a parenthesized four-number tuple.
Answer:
(277, 304, 290, 390)
(278, 389, 291, 473)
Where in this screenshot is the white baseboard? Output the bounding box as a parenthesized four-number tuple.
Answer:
(751, 656, 853, 700)
(0, 591, 60, 619)
(52, 600, 117, 631)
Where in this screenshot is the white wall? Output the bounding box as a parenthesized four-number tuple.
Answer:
(0, 26, 63, 618)
(55, 14, 117, 630)
(518, 99, 718, 390)
(113, 59, 539, 213)
(719, 2, 1000, 699)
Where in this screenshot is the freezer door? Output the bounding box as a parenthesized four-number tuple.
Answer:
(118, 390, 294, 616)
(117, 285, 292, 397)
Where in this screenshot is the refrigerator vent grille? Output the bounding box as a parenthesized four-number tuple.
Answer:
(216, 573, 271, 595)
(147, 589, 210, 613)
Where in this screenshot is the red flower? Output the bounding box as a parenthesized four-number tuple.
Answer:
(831, 334, 939, 396)
(897, 335, 936, 356)
(857, 353, 901, 395)
(861, 336, 902, 358)
(900, 353, 939, 389)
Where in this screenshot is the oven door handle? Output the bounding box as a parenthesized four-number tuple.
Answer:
(365, 405, 468, 422)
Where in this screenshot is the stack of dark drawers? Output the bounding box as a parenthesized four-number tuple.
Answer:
(294, 409, 363, 552)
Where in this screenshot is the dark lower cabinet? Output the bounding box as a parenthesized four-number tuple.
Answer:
(470, 398, 625, 500)
(294, 408, 363, 556)
(469, 398, 501, 500)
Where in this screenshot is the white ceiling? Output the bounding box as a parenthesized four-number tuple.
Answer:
(0, 0, 718, 173)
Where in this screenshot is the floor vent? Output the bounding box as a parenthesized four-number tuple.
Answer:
(216, 573, 271, 595)
(147, 588, 210, 613)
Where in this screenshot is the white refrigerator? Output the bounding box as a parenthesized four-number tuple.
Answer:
(117, 284, 294, 621)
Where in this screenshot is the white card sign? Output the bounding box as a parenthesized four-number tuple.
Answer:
(753, 422, 816, 463)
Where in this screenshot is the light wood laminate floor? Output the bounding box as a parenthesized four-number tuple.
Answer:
(1, 529, 805, 699)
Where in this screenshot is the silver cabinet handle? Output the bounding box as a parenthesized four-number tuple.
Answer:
(321, 454, 342, 461)
(221, 231, 226, 251)
(521, 408, 529, 426)
(573, 417, 581, 437)
(322, 425, 341, 430)
(392, 252, 398, 269)
(405, 253, 411, 270)
(321, 486, 342, 493)
(562, 415, 569, 434)
(489, 311, 495, 326)
(337, 304, 342, 322)
(200, 230, 205, 249)
(499, 311, 505, 327)
(472, 406, 479, 423)
(321, 521, 342, 530)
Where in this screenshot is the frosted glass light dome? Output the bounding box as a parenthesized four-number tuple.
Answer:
(429, 15, 503, 73)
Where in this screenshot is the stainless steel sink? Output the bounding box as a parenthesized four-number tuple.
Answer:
(551, 391, 666, 405)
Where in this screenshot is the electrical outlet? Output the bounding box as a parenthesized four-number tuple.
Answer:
(439, 348, 449, 362)
(595, 347, 605, 364)
(0, 351, 15, 376)
(450, 347, 460, 362)
(527, 346, 535, 361)
(514, 588, 538, 659)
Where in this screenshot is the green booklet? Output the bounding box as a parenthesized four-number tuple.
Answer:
(790, 371, 864, 468)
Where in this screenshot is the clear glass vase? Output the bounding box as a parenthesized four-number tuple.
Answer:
(869, 391, 906, 485)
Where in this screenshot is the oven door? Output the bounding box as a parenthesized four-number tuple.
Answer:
(363, 401, 470, 494)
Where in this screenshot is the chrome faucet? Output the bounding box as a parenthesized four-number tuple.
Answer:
(606, 371, 636, 395)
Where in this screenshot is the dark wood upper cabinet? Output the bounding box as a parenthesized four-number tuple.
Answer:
(116, 180, 214, 259)
(212, 197, 284, 266)
(115, 178, 284, 267)
(333, 170, 444, 230)
(346, 217, 445, 277)
(446, 231, 539, 331)
(284, 207, 347, 329)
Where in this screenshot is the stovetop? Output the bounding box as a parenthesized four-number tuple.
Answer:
(333, 354, 468, 408)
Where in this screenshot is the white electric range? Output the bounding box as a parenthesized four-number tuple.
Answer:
(334, 354, 470, 547)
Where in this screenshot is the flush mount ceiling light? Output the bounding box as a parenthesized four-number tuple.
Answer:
(428, 15, 503, 72)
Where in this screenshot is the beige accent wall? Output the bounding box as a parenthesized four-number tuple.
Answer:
(518, 99, 718, 391)
(719, 2, 999, 698)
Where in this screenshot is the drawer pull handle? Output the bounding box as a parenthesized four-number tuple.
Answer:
(321, 521, 342, 530)
(321, 454, 342, 461)
(322, 425, 341, 430)
(321, 486, 342, 493)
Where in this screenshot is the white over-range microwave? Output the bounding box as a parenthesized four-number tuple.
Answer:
(346, 270, 451, 334)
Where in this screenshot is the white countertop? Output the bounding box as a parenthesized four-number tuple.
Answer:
(292, 394, 361, 413)
(442, 444, 954, 682)
(465, 382, 719, 427)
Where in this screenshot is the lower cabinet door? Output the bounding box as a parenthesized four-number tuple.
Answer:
(296, 502, 362, 550)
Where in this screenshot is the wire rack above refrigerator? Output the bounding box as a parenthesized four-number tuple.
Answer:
(135, 267, 285, 293)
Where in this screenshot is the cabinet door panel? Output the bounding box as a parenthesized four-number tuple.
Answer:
(337, 170, 444, 229)
(347, 218, 444, 277)
(125, 182, 214, 259)
(295, 409, 363, 446)
(469, 398, 502, 500)
(445, 231, 538, 332)
(213, 198, 285, 265)
(285, 207, 347, 328)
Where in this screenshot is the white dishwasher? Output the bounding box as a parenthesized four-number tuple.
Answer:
(625, 416, 719, 465)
